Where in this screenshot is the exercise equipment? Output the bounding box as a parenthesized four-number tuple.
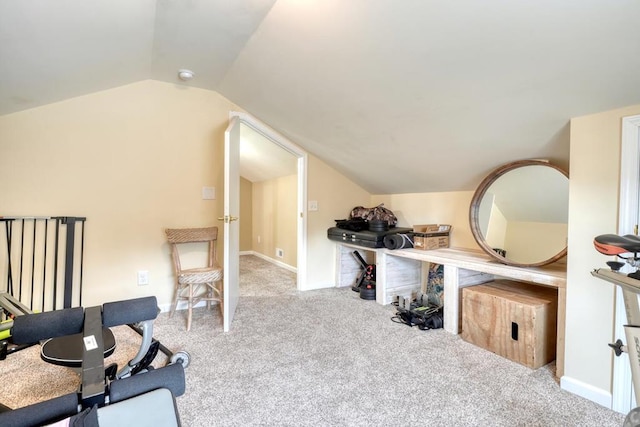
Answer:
(0, 296, 188, 426)
(592, 233, 640, 420)
(383, 232, 414, 250)
(350, 251, 376, 300)
(327, 225, 413, 248)
(0, 292, 43, 359)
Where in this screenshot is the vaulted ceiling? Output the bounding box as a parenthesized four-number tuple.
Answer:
(2, 1, 640, 194)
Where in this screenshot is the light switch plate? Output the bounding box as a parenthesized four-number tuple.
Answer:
(202, 187, 215, 200)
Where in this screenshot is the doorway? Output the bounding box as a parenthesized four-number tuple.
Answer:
(230, 111, 308, 292)
(239, 122, 298, 287)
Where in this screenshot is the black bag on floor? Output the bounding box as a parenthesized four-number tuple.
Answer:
(392, 303, 443, 330)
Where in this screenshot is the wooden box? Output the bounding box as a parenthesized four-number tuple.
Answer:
(461, 280, 557, 369)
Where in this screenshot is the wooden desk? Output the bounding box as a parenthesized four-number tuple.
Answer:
(334, 244, 566, 376)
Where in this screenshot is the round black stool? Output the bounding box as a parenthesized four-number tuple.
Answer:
(40, 328, 116, 368)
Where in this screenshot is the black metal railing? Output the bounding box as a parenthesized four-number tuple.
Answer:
(0, 216, 86, 312)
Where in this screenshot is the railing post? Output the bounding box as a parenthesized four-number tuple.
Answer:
(61, 217, 76, 309)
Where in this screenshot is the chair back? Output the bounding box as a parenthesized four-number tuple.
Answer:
(165, 227, 218, 244)
(165, 227, 219, 272)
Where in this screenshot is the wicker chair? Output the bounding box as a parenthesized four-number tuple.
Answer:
(165, 227, 223, 331)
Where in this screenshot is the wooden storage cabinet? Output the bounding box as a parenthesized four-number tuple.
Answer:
(461, 280, 557, 369)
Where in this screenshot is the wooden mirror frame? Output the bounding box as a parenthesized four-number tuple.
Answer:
(469, 159, 569, 267)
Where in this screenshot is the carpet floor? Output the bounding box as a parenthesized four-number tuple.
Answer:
(0, 255, 627, 426)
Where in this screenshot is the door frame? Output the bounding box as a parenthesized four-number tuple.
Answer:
(229, 111, 308, 291)
(223, 116, 241, 332)
(613, 114, 640, 413)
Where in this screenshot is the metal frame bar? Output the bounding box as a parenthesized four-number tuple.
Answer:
(592, 268, 640, 407)
(0, 216, 86, 312)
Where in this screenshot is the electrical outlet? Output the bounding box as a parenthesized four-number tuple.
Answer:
(276, 248, 284, 258)
(137, 270, 149, 286)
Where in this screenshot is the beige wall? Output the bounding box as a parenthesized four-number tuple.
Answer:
(239, 177, 253, 252)
(306, 156, 371, 289)
(0, 80, 236, 307)
(251, 174, 298, 267)
(565, 103, 640, 398)
(371, 191, 479, 250)
(0, 79, 371, 304)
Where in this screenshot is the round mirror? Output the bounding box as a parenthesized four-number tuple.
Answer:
(469, 159, 569, 267)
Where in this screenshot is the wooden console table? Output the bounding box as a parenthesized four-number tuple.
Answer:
(334, 244, 566, 377)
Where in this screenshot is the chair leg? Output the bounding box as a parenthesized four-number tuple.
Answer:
(218, 280, 224, 317)
(187, 283, 193, 332)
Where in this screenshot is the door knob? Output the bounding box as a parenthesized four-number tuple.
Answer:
(217, 216, 239, 223)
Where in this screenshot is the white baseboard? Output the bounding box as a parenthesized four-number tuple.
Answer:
(560, 375, 612, 409)
(241, 250, 297, 273)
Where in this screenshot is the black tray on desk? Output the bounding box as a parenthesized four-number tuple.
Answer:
(327, 227, 412, 248)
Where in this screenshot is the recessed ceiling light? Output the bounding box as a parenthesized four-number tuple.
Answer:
(178, 69, 195, 81)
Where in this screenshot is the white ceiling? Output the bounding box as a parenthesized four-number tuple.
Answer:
(240, 122, 297, 183)
(2, 0, 640, 194)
